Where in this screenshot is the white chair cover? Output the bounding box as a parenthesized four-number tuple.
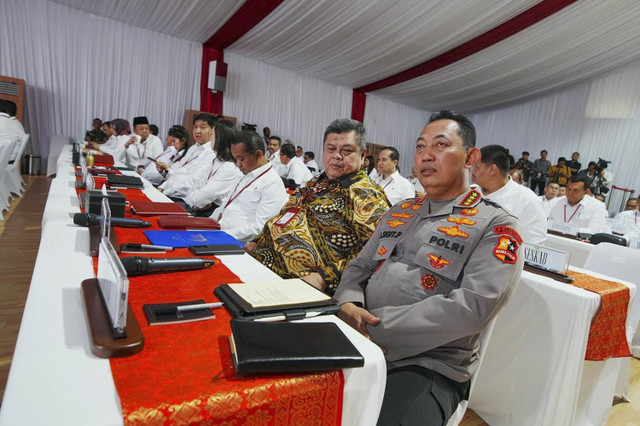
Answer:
(0, 141, 17, 217)
(6, 134, 30, 195)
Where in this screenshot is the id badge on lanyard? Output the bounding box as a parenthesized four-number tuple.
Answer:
(274, 207, 301, 227)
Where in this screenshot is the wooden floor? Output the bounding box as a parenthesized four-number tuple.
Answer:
(0, 175, 639, 425)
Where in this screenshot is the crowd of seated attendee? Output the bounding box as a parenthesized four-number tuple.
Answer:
(369, 146, 413, 205)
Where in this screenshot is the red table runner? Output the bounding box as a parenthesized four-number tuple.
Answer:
(567, 270, 631, 361)
(78, 180, 344, 425)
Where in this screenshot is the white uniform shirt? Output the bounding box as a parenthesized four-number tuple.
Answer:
(124, 134, 164, 169)
(538, 194, 560, 216)
(0, 113, 21, 148)
(269, 150, 285, 176)
(373, 170, 415, 206)
(614, 210, 640, 237)
(408, 176, 425, 195)
(548, 194, 607, 233)
(158, 141, 216, 198)
(211, 162, 289, 243)
(99, 134, 128, 163)
(184, 154, 242, 209)
(281, 156, 312, 186)
(305, 159, 320, 175)
(141, 146, 179, 185)
(483, 177, 547, 244)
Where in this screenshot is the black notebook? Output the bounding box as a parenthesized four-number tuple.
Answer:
(229, 319, 364, 374)
(214, 279, 339, 321)
(143, 299, 215, 325)
(107, 174, 144, 188)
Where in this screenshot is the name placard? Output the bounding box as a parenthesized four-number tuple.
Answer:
(86, 173, 95, 192)
(522, 242, 570, 273)
(547, 219, 579, 236)
(80, 155, 87, 185)
(628, 237, 640, 250)
(97, 238, 129, 337)
(100, 197, 111, 240)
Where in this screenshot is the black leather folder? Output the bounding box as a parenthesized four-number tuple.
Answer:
(107, 174, 144, 188)
(229, 319, 364, 374)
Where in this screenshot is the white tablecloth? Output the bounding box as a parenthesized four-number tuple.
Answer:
(0, 146, 386, 426)
(470, 268, 637, 426)
(545, 233, 594, 268)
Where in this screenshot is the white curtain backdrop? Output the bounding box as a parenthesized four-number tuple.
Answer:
(364, 94, 429, 176)
(0, 0, 202, 168)
(468, 57, 640, 213)
(223, 51, 352, 164)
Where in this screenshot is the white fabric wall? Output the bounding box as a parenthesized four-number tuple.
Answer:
(468, 58, 640, 211)
(364, 94, 429, 177)
(0, 0, 202, 168)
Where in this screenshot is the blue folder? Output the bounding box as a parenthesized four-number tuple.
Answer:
(143, 230, 243, 248)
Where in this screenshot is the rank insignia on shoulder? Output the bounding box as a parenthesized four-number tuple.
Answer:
(428, 253, 451, 269)
(447, 216, 477, 226)
(494, 235, 519, 264)
(437, 225, 469, 238)
(416, 194, 427, 203)
(400, 201, 412, 209)
(459, 189, 482, 207)
(411, 204, 422, 211)
(421, 273, 438, 290)
(377, 245, 388, 256)
(391, 211, 414, 219)
(460, 207, 478, 216)
(493, 226, 523, 245)
(386, 219, 407, 228)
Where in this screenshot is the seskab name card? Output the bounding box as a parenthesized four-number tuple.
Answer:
(97, 238, 129, 336)
(522, 242, 570, 274)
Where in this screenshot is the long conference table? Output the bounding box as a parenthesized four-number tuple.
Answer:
(1, 144, 638, 425)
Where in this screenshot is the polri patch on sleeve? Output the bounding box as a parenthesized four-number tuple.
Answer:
(493, 235, 519, 264)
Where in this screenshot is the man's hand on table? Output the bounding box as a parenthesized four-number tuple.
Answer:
(300, 272, 326, 292)
(338, 302, 380, 340)
(244, 242, 257, 254)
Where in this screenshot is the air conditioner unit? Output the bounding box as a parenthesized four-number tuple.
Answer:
(0, 75, 25, 122)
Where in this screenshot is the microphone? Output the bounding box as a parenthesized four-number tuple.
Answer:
(73, 212, 152, 228)
(120, 256, 214, 276)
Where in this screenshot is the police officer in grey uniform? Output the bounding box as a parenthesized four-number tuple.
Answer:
(335, 110, 524, 426)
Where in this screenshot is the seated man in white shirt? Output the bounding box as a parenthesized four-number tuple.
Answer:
(539, 182, 560, 215)
(548, 174, 607, 233)
(303, 151, 320, 175)
(0, 100, 26, 163)
(212, 131, 288, 243)
(124, 116, 164, 171)
(372, 146, 414, 205)
(613, 196, 640, 237)
(407, 167, 426, 197)
(279, 143, 312, 188)
(472, 144, 547, 244)
(267, 135, 284, 174)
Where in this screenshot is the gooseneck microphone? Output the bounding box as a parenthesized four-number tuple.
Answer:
(73, 212, 152, 228)
(120, 256, 214, 276)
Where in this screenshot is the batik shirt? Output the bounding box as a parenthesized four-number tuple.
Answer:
(251, 169, 390, 295)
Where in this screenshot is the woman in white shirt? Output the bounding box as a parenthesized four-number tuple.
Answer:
(142, 125, 193, 185)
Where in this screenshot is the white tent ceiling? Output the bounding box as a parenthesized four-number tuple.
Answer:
(49, 0, 640, 113)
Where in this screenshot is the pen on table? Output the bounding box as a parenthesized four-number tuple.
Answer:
(156, 302, 224, 316)
(124, 243, 173, 251)
(254, 311, 324, 322)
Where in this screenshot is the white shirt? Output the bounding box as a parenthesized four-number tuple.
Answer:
(408, 176, 425, 195)
(373, 170, 415, 206)
(124, 134, 164, 169)
(141, 146, 179, 185)
(483, 177, 547, 244)
(269, 150, 285, 176)
(158, 141, 216, 198)
(369, 168, 380, 182)
(184, 153, 242, 209)
(281, 156, 312, 186)
(305, 159, 320, 176)
(548, 194, 607, 233)
(614, 210, 640, 238)
(538, 194, 560, 216)
(211, 162, 289, 243)
(99, 134, 128, 164)
(0, 113, 21, 149)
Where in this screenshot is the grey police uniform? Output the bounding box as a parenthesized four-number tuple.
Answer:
(334, 189, 524, 382)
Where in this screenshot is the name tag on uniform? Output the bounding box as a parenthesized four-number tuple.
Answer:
(274, 207, 301, 227)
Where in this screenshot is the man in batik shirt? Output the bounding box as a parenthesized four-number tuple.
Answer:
(246, 118, 390, 295)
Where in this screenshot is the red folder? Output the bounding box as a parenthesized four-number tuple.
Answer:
(157, 215, 221, 229)
(93, 153, 114, 166)
(129, 201, 188, 216)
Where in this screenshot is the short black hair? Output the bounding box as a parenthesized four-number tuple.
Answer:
(280, 143, 296, 159)
(269, 136, 282, 146)
(323, 118, 366, 152)
(541, 150, 548, 155)
(381, 146, 400, 162)
(522, 151, 529, 156)
(304, 151, 315, 159)
(479, 144, 510, 175)
(427, 110, 476, 150)
(193, 113, 216, 128)
(232, 130, 265, 155)
(149, 124, 159, 136)
(558, 157, 566, 163)
(0, 99, 17, 116)
(569, 174, 591, 188)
